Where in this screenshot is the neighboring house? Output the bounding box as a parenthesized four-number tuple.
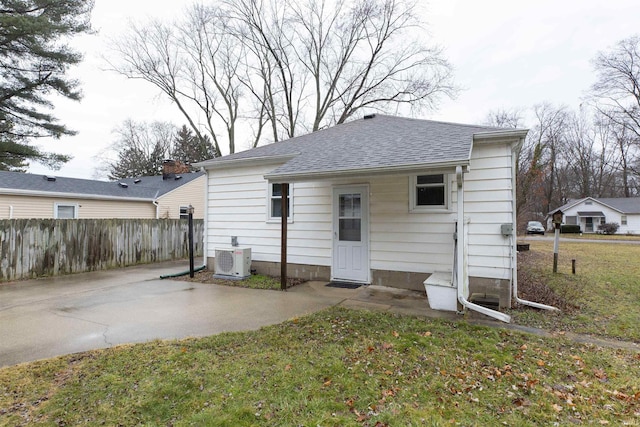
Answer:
(549, 197, 640, 234)
(196, 114, 529, 319)
(0, 163, 205, 220)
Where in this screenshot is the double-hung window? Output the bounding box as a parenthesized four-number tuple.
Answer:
(268, 183, 292, 221)
(179, 206, 190, 220)
(55, 203, 78, 219)
(410, 174, 448, 211)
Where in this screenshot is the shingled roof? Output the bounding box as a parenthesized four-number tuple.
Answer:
(196, 114, 527, 180)
(0, 170, 204, 201)
(552, 197, 640, 215)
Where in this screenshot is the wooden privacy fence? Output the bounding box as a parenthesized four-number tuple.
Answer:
(0, 219, 204, 282)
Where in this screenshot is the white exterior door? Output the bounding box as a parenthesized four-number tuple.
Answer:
(332, 186, 369, 283)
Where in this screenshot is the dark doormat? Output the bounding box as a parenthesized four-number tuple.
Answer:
(326, 281, 363, 289)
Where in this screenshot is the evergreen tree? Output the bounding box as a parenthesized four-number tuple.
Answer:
(170, 125, 217, 168)
(0, 0, 94, 170)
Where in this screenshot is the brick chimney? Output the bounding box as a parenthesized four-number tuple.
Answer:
(162, 159, 190, 180)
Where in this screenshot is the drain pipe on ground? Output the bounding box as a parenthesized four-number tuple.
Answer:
(455, 166, 511, 323)
(509, 141, 559, 312)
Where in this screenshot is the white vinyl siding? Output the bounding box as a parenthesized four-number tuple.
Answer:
(205, 164, 332, 267)
(465, 143, 515, 281)
(203, 142, 518, 281)
(370, 174, 456, 274)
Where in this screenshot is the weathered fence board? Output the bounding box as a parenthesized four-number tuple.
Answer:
(0, 219, 203, 282)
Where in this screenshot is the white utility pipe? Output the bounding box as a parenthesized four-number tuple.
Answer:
(201, 167, 209, 268)
(455, 166, 511, 323)
(509, 140, 559, 312)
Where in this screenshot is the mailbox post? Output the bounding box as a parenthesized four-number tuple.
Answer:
(552, 210, 563, 273)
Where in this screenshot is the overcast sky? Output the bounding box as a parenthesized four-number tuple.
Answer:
(27, 0, 638, 179)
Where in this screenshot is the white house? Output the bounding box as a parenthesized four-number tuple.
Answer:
(196, 115, 535, 321)
(550, 197, 640, 234)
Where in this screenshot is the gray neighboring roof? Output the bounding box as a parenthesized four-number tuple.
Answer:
(552, 197, 640, 215)
(196, 114, 527, 180)
(0, 170, 204, 200)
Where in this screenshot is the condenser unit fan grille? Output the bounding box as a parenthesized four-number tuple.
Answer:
(216, 251, 235, 273)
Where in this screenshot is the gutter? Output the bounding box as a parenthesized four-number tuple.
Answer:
(265, 160, 470, 183)
(455, 166, 511, 323)
(0, 188, 156, 202)
(510, 138, 559, 312)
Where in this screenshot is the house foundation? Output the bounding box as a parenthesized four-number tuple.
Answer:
(207, 257, 512, 308)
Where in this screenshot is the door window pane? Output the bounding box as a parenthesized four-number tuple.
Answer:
(339, 219, 361, 241)
(339, 193, 362, 241)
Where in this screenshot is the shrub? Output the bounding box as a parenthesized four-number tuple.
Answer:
(560, 224, 581, 234)
(597, 222, 619, 235)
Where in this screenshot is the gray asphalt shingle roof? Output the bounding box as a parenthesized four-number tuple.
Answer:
(198, 115, 521, 179)
(552, 197, 640, 215)
(0, 170, 204, 200)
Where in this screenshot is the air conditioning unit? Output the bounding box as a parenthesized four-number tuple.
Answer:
(214, 247, 251, 279)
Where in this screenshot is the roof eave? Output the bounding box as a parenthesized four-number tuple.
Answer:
(264, 159, 470, 183)
(194, 154, 297, 170)
(0, 188, 156, 202)
(473, 129, 529, 144)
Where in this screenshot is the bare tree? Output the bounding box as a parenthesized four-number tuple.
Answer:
(229, 0, 456, 136)
(516, 104, 569, 219)
(591, 35, 640, 141)
(97, 120, 176, 180)
(484, 108, 524, 129)
(106, 5, 252, 158)
(106, 0, 456, 153)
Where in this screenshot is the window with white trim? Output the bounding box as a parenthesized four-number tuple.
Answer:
(179, 206, 189, 220)
(268, 183, 292, 221)
(565, 216, 577, 225)
(621, 215, 628, 225)
(55, 203, 78, 219)
(410, 174, 448, 211)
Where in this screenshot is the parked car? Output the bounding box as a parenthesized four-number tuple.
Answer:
(526, 221, 545, 235)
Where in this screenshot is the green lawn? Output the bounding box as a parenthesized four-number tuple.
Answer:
(2, 241, 640, 426)
(2, 308, 639, 426)
(512, 240, 640, 342)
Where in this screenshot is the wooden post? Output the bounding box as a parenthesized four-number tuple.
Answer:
(280, 183, 289, 290)
(553, 227, 560, 273)
(572, 259, 576, 275)
(552, 210, 563, 274)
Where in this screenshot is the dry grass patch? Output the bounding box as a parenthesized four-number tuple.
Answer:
(512, 240, 640, 342)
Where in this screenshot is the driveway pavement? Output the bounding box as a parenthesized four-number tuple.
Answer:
(0, 260, 441, 367)
(2, 260, 637, 368)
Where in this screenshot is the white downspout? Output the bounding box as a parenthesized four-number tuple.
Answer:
(201, 168, 208, 268)
(9, 205, 14, 219)
(510, 140, 559, 312)
(455, 166, 511, 323)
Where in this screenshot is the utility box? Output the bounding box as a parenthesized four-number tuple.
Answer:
(501, 223, 513, 236)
